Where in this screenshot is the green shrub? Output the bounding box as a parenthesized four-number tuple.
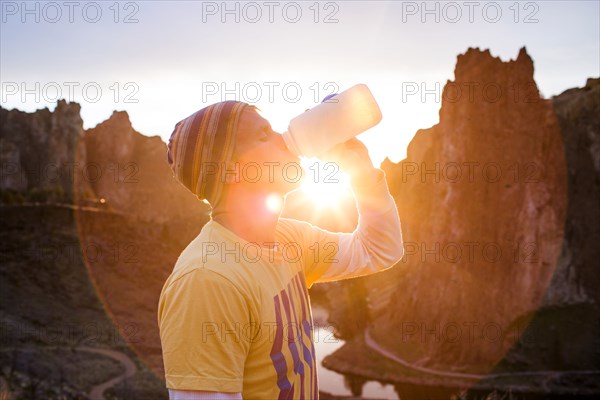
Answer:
(0, 189, 26, 204)
(25, 186, 66, 203)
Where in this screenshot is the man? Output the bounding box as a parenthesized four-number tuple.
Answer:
(157, 100, 403, 400)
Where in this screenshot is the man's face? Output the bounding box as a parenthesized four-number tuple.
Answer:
(229, 107, 302, 193)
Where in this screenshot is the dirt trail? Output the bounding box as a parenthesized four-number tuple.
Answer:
(78, 346, 137, 400)
(364, 328, 600, 381)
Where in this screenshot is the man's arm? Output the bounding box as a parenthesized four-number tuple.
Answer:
(315, 167, 403, 283)
(159, 269, 252, 394)
(299, 138, 404, 285)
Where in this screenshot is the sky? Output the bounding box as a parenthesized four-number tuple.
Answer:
(1, 0, 599, 165)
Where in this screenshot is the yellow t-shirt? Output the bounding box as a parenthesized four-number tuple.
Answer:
(158, 172, 403, 400)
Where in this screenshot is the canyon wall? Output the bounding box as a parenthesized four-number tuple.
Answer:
(1, 102, 209, 223)
(325, 49, 598, 392)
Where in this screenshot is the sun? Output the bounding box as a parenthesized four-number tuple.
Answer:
(299, 157, 352, 208)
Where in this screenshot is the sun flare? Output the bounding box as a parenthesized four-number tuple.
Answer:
(265, 193, 283, 213)
(299, 158, 352, 208)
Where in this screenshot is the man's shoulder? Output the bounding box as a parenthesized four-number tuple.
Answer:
(276, 217, 313, 241)
(170, 266, 238, 289)
(162, 266, 252, 306)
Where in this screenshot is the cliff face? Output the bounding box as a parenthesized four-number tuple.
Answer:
(84, 111, 209, 223)
(369, 48, 569, 374)
(0, 100, 93, 201)
(546, 78, 600, 307)
(0, 102, 210, 223)
(0, 104, 213, 396)
(498, 77, 600, 373)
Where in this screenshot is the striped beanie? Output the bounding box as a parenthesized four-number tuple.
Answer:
(167, 101, 250, 206)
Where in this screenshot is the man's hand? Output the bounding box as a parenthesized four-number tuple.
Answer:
(320, 138, 381, 186)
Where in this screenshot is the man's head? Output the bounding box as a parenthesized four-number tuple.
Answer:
(167, 101, 300, 208)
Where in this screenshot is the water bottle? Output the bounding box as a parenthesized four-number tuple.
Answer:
(282, 84, 382, 158)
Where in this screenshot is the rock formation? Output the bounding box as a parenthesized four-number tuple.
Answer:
(496, 77, 600, 376)
(375, 46, 568, 373)
(84, 110, 209, 223)
(1, 102, 210, 223)
(324, 48, 599, 395)
(0, 100, 93, 201)
(546, 77, 600, 308)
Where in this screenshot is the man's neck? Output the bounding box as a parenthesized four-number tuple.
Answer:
(212, 189, 282, 245)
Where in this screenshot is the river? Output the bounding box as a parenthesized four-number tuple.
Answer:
(312, 304, 399, 399)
